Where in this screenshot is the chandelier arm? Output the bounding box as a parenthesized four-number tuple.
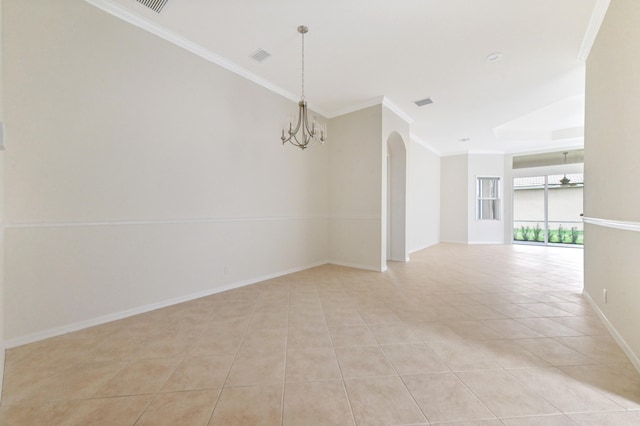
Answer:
(290, 102, 304, 136)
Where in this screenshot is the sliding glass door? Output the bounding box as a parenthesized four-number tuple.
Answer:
(513, 174, 583, 246)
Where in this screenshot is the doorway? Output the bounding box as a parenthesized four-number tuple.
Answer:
(513, 173, 584, 246)
(386, 133, 407, 261)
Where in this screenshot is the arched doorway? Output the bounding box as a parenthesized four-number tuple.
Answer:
(386, 132, 407, 262)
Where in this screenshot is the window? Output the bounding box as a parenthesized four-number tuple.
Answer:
(477, 177, 500, 220)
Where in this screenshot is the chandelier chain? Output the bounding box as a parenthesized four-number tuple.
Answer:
(301, 29, 305, 101)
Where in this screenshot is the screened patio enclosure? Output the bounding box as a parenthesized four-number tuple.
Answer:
(513, 173, 584, 246)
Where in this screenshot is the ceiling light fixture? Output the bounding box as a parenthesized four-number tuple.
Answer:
(281, 25, 326, 150)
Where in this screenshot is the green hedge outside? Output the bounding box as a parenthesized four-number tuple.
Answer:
(513, 225, 583, 245)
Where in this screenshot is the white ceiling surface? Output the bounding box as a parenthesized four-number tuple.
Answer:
(91, 0, 606, 156)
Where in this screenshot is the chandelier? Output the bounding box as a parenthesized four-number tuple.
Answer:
(281, 25, 326, 150)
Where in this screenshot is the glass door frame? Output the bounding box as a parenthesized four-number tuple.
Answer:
(512, 174, 583, 247)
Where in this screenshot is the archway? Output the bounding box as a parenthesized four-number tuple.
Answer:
(386, 132, 407, 262)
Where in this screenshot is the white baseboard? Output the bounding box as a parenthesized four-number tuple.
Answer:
(409, 241, 438, 254)
(439, 239, 468, 244)
(328, 259, 386, 272)
(583, 290, 640, 374)
(4, 260, 328, 349)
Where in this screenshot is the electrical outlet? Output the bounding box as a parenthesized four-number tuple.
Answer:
(603, 288, 607, 303)
(224, 266, 230, 275)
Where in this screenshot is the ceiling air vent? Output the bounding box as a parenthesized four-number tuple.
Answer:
(414, 97, 434, 107)
(135, 0, 169, 13)
(251, 49, 271, 62)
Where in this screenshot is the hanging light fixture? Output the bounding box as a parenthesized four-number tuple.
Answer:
(559, 151, 571, 185)
(281, 25, 326, 150)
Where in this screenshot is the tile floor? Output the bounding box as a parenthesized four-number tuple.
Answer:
(1, 243, 639, 425)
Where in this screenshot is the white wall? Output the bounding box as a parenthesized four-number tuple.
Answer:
(0, 0, 5, 398)
(3, 0, 328, 345)
(584, 0, 640, 371)
(468, 154, 504, 244)
(441, 153, 505, 244)
(328, 106, 383, 271)
(440, 155, 468, 243)
(407, 140, 440, 252)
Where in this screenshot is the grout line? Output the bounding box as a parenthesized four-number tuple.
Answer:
(205, 296, 258, 425)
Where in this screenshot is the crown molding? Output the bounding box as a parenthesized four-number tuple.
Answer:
(326, 96, 414, 125)
(381, 97, 414, 124)
(577, 0, 611, 62)
(409, 133, 441, 156)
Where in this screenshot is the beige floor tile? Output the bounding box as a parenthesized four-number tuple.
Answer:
(283, 381, 355, 426)
(324, 310, 366, 329)
(456, 369, 560, 417)
(90, 332, 148, 361)
(489, 304, 541, 319)
(136, 389, 219, 426)
(507, 366, 624, 412)
(60, 394, 153, 425)
(334, 345, 396, 378)
(554, 335, 630, 364)
(425, 337, 501, 371)
(458, 304, 506, 321)
(567, 411, 640, 425)
(93, 358, 181, 397)
(238, 327, 287, 354)
(209, 384, 283, 426)
(549, 316, 609, 336)
(447, 320, 504, 340)
(6, 244, 631, 426)
(225, 351, 286, 386)
(0, 401, 73, 426)
(409, 321, 460, 343)
(515, 338, 593, 366)
(432, 421, 503, 426)
(368, 323, 422, 344)
(516, 303, 575, 317)
(136, 330, 200, 359)
(2, 360, 124, 405)
(359, 307, 403, 325)
(248, 309, 289, 329)
(482, 340, 550, 369)
(560, 363, 640, 409)
(547, 302, 594, 316)
(287, 324, 333, 348)
(403, 372, 495, 423)
(381, 343, 449, 374)
(285, 347, 341, 382)
(191, 328, 245, 355)
(162, 354, 235, 392)
(501, 414, 577, 425)
(481, 319, 544, 339)
(514, 318, 584, 337)
(330, 325, 377, 347)
(344, 376, 427, 426)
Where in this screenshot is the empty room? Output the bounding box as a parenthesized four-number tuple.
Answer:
(0, 0, 638, 424)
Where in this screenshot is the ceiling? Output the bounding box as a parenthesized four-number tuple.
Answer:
(87, 0, 608, 156)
